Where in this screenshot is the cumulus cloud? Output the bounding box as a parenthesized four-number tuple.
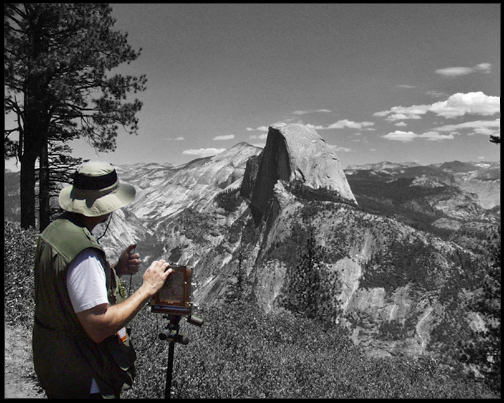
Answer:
(327, 119, 375, 130)
(327, 144, 352, 153)
(213, 134, 235, 141)
(433, 118, 500, 136)
(249, 133, 268, 140)
(182, 148, 226, 157)
(382, 130, 455, 142)
(382, 131, 417, 142)
(382, 119, 500, 143)
(429, 92, 500, 118)
(304, 123, 326, 130)
(246, 126, 269, 132)
(435, 63, 492, 77)
(374, 92, 500, 121)
(374, 106, 426, 121)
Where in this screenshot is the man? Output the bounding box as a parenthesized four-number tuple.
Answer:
(32, 161, 173, 398)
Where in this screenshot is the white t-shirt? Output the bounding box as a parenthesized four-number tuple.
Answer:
(66, 248, 110, 394)
(67, 248, 109, 313)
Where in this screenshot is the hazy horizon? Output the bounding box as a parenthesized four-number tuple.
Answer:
(4, 4, 500, 172)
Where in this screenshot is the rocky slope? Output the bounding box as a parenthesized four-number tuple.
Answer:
(3, 124, 499, 362)
(94, 125, 499, 361)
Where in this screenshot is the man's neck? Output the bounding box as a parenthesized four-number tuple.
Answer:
(65, 212, 108, 232)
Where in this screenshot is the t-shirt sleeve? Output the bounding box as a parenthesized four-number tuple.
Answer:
(66, 248, 109, 313)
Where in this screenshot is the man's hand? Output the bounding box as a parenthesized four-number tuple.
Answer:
(141, 260, 172, 297)
(115, 244, 141, 277)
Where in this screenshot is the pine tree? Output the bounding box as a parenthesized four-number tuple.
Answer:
(282, 228, 343, 326)
(461, 228, 501, 393)
(5, 3, 147, 230)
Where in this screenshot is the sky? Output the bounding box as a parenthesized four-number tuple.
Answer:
(5, 3, 501, 171)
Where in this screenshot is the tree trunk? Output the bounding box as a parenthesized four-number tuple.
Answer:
(20, 153, 37, 230)
(39, 140, 51, 232)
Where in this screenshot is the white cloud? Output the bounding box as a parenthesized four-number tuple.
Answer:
(381, 130, 454, 142)
(305, 123, 326, 130)
(213, 134, 235, 141)
(429, 92, 500, 118)
(382, 131, 417, 142)
(249, 133, 268, 141)
(435, 63, 492, 77)
(164, 136, 185, 141)
(293, 109, 333, 115)
(246, 126, 269, 132)
(327, 144, 352, 153)
(433, 118, 500, 136)
(435, 67, 473, 77)
(475, 63, 492, 72)
(182, 148, 226, 157)
(426, 90, 448, 99)
(327, 119, 375, 130)
(418, 131, 455, 141)
(374, 107, 426, 121)
(374, 92, 500, 121)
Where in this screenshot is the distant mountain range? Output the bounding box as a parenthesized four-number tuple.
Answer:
(3, 125, 500, 364)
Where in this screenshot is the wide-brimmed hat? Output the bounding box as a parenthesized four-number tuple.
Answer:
(59, 161, 136, 217)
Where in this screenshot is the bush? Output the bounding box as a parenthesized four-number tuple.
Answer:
(123, 302, 498, 399)
(215, 188, 242, 213)
(4, 221, 38, 327)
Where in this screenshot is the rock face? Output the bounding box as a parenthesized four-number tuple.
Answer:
(6, 124, 496, 362)
(243, 124, 356, 223)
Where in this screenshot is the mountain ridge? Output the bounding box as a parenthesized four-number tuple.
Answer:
(3, 126, 500, 364)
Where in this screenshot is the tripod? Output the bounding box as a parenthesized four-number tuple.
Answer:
(159, 314, 204, 399)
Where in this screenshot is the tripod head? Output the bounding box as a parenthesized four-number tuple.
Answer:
(158, 314, 204, 344)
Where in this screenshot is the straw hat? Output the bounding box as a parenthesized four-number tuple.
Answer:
(59, 161, 136, 217)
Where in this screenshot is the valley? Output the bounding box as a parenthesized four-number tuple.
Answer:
(4, 124, 500, 368)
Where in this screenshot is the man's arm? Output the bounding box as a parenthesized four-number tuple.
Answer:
(76, 260, 172, 343)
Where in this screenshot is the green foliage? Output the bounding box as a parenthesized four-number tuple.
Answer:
(177, 208, 215, 243)
(378, 320, 408, 341)
(361, 236, 439, 293)
(215, 188, 242, 213)
(347, 173, 462, 236)
(123, 302, 497, 399)
(3, 218, 499, 399)
(279, 229, 343, 325)
(5, 3, 147, 229)
(287, 180, 357, 207)
(460, 228, 501, 393)
(4, 221, 38, 327)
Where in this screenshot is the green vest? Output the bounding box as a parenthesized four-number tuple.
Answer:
(32, 215, 136, 399)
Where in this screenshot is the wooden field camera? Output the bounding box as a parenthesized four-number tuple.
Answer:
(150, 265, 203, 399)
(151, 265, 193, 316)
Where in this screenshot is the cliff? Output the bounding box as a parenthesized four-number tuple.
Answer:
(242, 124, 356, 224)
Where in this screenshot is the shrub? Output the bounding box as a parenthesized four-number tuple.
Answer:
(215, 188, 242, 213)
(4, 221, 38, 327)
(123, 301, 498, 399)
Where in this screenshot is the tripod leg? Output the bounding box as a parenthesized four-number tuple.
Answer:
(165, 340, 175, 399)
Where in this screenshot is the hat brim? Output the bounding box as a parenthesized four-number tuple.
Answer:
(59, 181, 136, 217)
